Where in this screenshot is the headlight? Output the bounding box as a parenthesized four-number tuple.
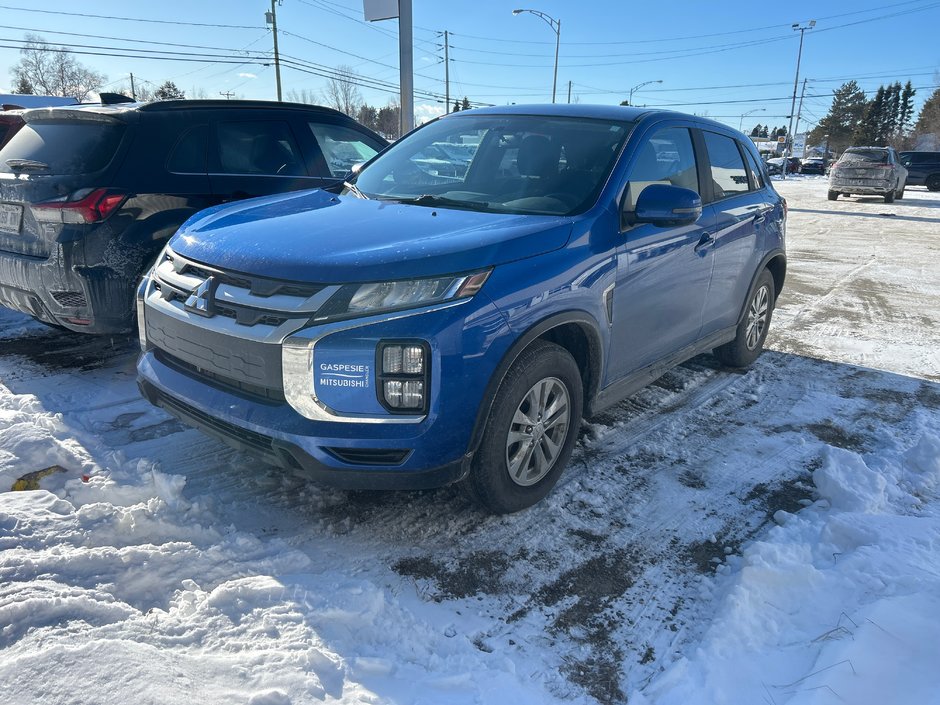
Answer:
(314, 270, 490, 322)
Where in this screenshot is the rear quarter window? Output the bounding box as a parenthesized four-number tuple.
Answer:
(167, 125, 208, 174)
(0, 121, 125, 174)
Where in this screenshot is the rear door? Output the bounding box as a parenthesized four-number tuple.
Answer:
(208, 117, 324, 200)
(697, 129, 769, 335)
(607, 123, 715, 382)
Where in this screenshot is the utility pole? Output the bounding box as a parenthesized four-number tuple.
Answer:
(567, 80, 572, 104)
(266, 0, 283, 101)
(129, 73, 136, 100)
(220, 91, 235, 100)
(444, 30, 450, 114)
(784, 20, 815, 179)
(792, 78, 808, 158)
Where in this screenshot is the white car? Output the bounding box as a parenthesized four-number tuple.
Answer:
(828, 147, 908, 203)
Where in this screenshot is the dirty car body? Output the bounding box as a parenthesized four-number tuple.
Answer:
(828, 146, 908, 202)
(0, 100, 386, 334)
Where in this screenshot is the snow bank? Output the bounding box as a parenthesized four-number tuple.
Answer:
(634, 424, 940, 705)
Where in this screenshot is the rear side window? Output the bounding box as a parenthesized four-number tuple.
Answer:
(167, 125, 208, 174)
(743, 148, 765, 190)
(217, 121, 305, 176)
(624, 127, 699, 211)
(0, 121, 124, 175)
(703, 131, 749, 199)
(308, 123, 383, 177)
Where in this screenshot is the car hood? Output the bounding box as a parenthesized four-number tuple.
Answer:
(168, 189, 575, 282)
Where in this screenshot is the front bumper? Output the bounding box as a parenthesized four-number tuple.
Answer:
(136, 281, 513, 489)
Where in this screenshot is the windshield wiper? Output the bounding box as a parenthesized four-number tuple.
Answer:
(390, 194, 491, 211)
(5, 158, 50, 172)
(342, 181, 369, 199)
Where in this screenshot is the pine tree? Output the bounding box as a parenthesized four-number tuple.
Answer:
(461, 96, 471, 111)
(750, 124, 761, 137)
(899, 81, 916, 135)
(912, 87, 940, 148)
(154, 80, 185, 100)
(807, 81, 868, 152)
(13, 76, 34, 94)
(452, 99, 461, 113)
(759, 125, 769, 138)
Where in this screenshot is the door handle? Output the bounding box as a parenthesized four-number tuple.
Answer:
(753, 214, 767, 226)
(694, 232, 715, 253)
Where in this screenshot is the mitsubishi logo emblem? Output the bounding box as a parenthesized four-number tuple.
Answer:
(184, 276, 217, 317)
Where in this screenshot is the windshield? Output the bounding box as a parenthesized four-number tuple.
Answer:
(350, 113, 635, 215)
(840, 149, 888, 164)
(0, 120, 124, 175)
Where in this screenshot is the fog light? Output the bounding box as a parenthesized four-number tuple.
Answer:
(402, 380, 424, 407)
(402, 345, 424, 374)
(384, 380, 403, 408)
(383, 346, 403, 374)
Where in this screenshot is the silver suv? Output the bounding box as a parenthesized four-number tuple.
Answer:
(828, 146, 907, 203)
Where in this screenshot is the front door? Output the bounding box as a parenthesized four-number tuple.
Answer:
(607, 126, 715, 383)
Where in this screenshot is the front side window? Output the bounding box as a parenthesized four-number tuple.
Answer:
(623, 127, 698, 211)
(703, 131, 749, 199)
(217, 121, 304, 176)
(351, 114, 634, 216)
(309, 123, 384, 177)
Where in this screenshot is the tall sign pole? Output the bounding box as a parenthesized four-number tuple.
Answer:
(364, 0, 413, 136)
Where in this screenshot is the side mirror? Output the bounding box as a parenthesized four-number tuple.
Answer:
(631, 184, 702, 227)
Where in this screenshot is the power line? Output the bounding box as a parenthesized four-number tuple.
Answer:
(0, 4, 260, 29)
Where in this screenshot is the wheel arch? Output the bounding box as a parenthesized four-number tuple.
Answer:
(465, 311, 604, 457)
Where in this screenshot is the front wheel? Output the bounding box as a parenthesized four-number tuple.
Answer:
(464, 340, 583, 514)
(926, 175, 940, 192)
(714, 269, 775, 369)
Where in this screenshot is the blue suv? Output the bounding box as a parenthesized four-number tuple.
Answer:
(136, 105, 786, 513)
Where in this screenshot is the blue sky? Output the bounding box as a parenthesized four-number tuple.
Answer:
(1, 0, 938, 133)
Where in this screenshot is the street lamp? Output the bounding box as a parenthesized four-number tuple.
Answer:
(739, 108, 766, 132)
(512, 9, 561, 103)
(783, 19, 815, 179)
(627, 79, 662, 106)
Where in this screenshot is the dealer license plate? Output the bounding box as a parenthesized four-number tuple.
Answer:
(0, 203, 23, 234)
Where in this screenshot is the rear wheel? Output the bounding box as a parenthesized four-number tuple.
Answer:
(827, 190, 838, 201)
(884, 189, 895, 203)
(714, 269, 775, 369)
(926, 175, 940, 192)
(464, 340, 582, 514)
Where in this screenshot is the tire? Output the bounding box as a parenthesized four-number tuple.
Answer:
(926, 175, 940, 192)
(827, 190, 838, 201)
(714, 269, 775, 369)
(897, 185, 905, 200)
(884, 189, 895, 203)
(464, 340, 583, 514)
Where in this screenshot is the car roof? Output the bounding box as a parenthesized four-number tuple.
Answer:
(444, 103, 752, 135)
(20, 99, 348, 122)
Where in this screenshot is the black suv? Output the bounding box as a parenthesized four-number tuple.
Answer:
(0, 99, 387, 334)
(899, 151, 940, 191)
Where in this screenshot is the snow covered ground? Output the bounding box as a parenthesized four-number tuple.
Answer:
(0, 177, 938, 705)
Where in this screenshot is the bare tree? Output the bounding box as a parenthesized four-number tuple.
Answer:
(286, 88, 319, 105)
(321, 65, 363, 117)
(10, 34, 105, 101)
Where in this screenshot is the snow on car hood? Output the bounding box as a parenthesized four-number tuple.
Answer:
(168, 189, 574, 283)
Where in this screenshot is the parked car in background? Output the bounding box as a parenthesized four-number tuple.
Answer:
(799, 157, 826, 175)
(899, 151, 940, 191)
(0, 99, 387, 334)
(766, 156, 801, 175)
(0, 108, 24, 151)
(137, 104, 787, 513)
(828, 146, 907, 202)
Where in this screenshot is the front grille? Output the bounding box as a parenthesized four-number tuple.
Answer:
(167, 252, 325, 299)
(155, 349, 285, 404)
(50, 290, 87, 308)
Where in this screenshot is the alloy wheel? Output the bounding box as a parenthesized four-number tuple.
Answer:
(505, 377, 571, 486)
